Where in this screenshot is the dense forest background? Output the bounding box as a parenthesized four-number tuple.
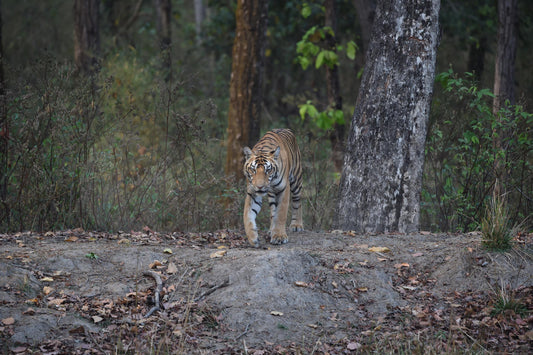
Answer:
(0, 0, 532, 233)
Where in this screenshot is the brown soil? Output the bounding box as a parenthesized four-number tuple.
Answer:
(1, 229, 532, 354)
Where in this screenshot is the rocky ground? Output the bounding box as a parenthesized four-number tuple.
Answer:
(1, 229, 532, 354)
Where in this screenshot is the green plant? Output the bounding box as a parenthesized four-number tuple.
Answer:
(295, 3, 357, 132)
(85, 252, 98, 259)
(481, 192, 516, 251)
(491, 286, 529, 316)
(422, 69, 533, 232)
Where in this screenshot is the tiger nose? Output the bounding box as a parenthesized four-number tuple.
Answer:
(255, 182, 268, 191)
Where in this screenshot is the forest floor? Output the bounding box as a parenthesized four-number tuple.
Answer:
(0, 228, 532, 354)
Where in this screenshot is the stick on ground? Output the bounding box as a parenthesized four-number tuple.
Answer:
(143, 270, 163, 318)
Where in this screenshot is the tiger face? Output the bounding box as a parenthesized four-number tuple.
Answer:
(243, 146, 280, 194)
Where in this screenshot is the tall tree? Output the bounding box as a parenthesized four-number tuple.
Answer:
(324, 0, 344, 172)
(0, 0, 8, 225)
(194, 0, 206, 45)
(225, 0, 269, 181)
(74, 0, 100, 74)
(154, 0, 172, 82)
(492, 0, 518, 196)
(336, 0, 440, 233)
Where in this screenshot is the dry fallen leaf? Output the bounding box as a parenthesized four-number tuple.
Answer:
(394, 263, 410, 268)
(22, 308, 35, 315)
(65, 236, 78, 242)
(43, 286, 54, 295)
(357, 287, 368, 292)
(347, 342, 361, 350)
(2, 317, 15, 325)
(167, 261, 178, 274)
(368, 246, 391, 253)
(92, 315, 103, 323)
(163, 248, 173, 254)
(270, 311, 283, 316)
(294, 281, 308, 287)
(40, 277, 54, 282)
(117, 238, 131, 245)
(48, 298, 65, 306)
(210, 250, 227, 258)
(149, 260, 162, 269)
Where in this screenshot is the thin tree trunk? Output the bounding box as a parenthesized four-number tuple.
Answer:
(74, 0, 100, 74)
(225, 0, 268, 181)
(154, 0, 172, 82)
(194, 0, 206, 45)
(492, 0, 518, 196)
(336, 0, 440, 233)
(325, 0, 344, 172)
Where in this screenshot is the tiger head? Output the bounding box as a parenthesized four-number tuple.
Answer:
(243, 146, 280, 194)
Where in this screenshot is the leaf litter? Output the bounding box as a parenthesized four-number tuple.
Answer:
(0, 229, 531, 353)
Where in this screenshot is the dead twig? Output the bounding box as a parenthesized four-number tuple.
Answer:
(143, 270, 163, 318)
(235, 323, 250, 341)
(194, 277, 230, 302)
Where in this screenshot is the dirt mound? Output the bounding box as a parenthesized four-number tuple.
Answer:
(1, 230, 532, 353)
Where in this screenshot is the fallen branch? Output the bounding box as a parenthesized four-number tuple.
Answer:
(143, 271, 163, 318)
(194, 277, 230, 302)
(235, 323, 250, 341)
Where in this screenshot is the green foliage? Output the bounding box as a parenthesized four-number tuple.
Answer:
(294, 3, 356, 135)
(85, 252, 99, 260)
(296, 26, 357, 70)
(422, 69, 533, 231)
(491, 286, 529, 317)
(299, 100, 344, 130)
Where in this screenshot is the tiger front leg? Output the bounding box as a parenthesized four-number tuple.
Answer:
(269, 188, 290, 245)
(244, 193, 262, 247)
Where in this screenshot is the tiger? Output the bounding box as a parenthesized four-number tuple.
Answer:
(243, 128, 303, 247)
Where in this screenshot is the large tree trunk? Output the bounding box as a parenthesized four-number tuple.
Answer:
(225, 0, 268, 181)
(336, 0, 440, 233)
(154, 0, 172, 82)
(0, 0, 8, 226)
(325, 0, 344, 172)
(492, 0, 518, 196)
(74, 0, 100, 74)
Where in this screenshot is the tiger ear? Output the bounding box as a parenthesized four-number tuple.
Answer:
(243, 146, 253, 160)
(272, 146, 280, 160)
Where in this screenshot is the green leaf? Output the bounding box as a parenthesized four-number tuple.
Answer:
(301, 3, 312, 18)
(346, 41, 357, 60)
(315, 51, 325, 69)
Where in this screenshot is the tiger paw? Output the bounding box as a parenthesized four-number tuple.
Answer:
(246, 232, 260, 248)
(289, 223, 304, 232)
(270, 233, 288, 245)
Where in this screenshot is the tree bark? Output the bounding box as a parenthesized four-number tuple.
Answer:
(353, 0, 376, 54)
(492, 0, 518, 196)
(493, 0, 517, 113)
(154, 0, 172, 82)
(336, 0, 440, 233)
(325, 0, 344, 172)
(74, 0, 100, 74)
(0, 0, 9, 226)
(225, 0, 268, 181)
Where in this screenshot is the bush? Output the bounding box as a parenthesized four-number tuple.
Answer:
(422, 70, 533, 232)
